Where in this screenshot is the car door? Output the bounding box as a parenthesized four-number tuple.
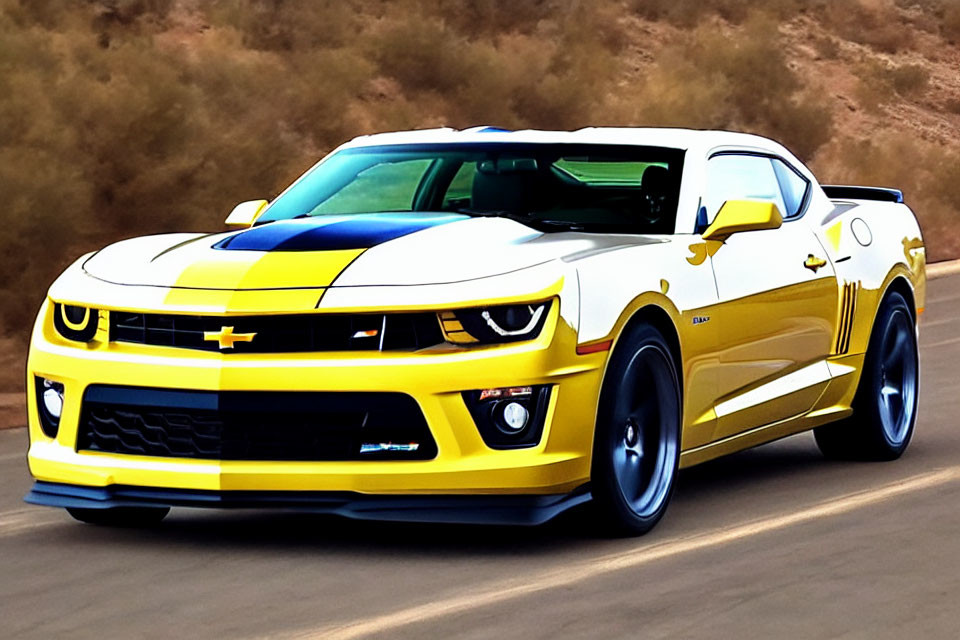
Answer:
(703, 153, 838, 442)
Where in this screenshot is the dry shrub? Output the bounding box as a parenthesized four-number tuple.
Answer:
(855, 59, 930, 111)
(411, 0, 556, 38)
(632, 15, 833, 159)
(887, 63, 930, 95)
(366, 17, 473, 93)
(631, 0, 801, 26)
(812, 35, 841, 60)
(944, 4, 960, 42)
(361, 2, 626, 130)
(817, 0, 914, 53)
(208, 0, 359, 50)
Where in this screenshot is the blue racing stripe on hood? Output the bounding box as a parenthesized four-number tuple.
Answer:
(214, 213, 467, 252)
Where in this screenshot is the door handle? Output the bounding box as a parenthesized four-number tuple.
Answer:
(804, 254, 827, 273)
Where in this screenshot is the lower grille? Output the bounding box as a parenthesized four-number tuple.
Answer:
(77, 386, 437, 461)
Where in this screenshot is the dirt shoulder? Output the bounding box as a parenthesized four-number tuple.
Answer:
(0, 338, 27, 430)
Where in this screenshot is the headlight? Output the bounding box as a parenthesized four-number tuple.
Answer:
(439, 301, 551, 345)
(53, 303, 99, 342)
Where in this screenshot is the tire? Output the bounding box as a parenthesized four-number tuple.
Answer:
(67, 507, 170, 527)
(590, 323, 681, 536)
(814, 290, 919, 461)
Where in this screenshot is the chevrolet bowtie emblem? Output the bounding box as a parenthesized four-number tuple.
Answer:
(203, 326, 257, 350)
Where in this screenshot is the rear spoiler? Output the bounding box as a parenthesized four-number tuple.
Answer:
(822, 185, 904, 203)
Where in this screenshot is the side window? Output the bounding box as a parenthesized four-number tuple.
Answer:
(310, 159, 432, 215)
(441, 161, 477, 210)
(703, 155, 787, 224)
(772, 158, 809, 218)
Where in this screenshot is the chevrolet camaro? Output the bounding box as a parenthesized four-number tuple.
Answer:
(25, 127, 925, 535)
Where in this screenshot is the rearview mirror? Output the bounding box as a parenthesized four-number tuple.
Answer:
(701, 200, 783, 242)
(225, 199, 268, 229)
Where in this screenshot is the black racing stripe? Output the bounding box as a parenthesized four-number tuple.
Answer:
(214, 213, 466, 252)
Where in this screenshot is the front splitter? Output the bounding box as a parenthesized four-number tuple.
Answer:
(25, 481, 592, 526)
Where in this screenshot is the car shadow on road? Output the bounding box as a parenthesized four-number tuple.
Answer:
(46, 434, 833, 556)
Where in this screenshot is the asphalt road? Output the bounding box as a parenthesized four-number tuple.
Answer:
(2, 274, 960, 639)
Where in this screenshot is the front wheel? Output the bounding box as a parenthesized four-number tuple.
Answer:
(815, 290, 919, 461)
(67, 507, 170, 527)
(591, 323, 681, 536)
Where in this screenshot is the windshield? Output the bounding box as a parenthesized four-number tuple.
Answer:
(258, 143, 685, 233)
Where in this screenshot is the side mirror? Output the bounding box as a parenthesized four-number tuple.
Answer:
(701, 200, 783, 242)
(225, 199, 268, 229)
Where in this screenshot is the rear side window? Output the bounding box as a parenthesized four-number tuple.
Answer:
(772, 158, 809, 218)
(703, 154, 787, 224)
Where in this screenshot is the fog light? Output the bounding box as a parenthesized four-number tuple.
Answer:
(462, 385, 552, 449)
(42, 386, 64, 420)
(35, 377, 64, 438)
(500, 402, 529, 432)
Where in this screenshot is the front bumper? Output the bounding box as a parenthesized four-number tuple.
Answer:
(25, 481, 593, 525)
(26, 299, 608, 510)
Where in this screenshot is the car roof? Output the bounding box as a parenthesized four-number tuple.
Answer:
(341, 126, 784, 154)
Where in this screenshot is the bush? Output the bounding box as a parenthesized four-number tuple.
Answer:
(817, 0, 914, 53)
(944, 4, 960, 43)
(630, 15, 833, 158)
(631, 0, 800, 27)
(855, 59, 930, 111)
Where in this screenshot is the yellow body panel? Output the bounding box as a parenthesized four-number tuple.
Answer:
(169, 248, 364, 291)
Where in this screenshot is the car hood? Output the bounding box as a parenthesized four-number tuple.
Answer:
(82, 213, 663, 290)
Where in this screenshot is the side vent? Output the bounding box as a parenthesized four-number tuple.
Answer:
(835, 282, 859, 354)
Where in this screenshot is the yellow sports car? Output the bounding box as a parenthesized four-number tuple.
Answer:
(25, 127, 925, 535)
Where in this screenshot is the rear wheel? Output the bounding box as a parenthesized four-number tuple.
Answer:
(67, 507, 170, 527)
(815, 290, 918, 461)
(591, 323, 681, 536)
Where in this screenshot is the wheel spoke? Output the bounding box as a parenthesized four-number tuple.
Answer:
(881, 384, 900, 417)
(615, 448, 643, 501)
(892, 327, 910, 360)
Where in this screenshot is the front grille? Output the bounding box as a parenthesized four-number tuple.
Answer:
(109, 311, 444, 353)
(77, 386, 437, 461)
